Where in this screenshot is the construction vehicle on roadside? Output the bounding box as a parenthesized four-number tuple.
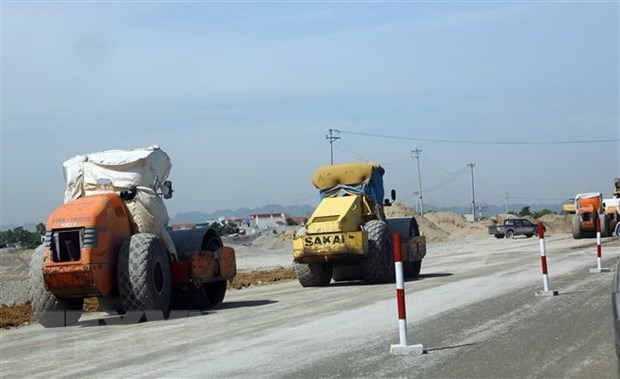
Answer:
(601, 178, 620, 238)
(571, 192, 605, 239)
(292, 162, 426, 287)
(561, 198, 576, 214)
(29, 146, 236, 327)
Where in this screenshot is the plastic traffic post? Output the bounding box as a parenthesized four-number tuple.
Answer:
(589, 217, 611, 273)
(535, 223, 559, 297)
(390, 233, 424, 356)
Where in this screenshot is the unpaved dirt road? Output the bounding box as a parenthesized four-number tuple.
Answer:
(2, 234, 619, 378)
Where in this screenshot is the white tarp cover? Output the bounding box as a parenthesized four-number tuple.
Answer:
(63, 145, 171, 201)
(61, 145, 177, 258)
(574, 192, 602, 201)
(604, 198, 620, 209)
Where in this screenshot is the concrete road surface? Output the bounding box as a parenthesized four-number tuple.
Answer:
(1, 234, 619, 378)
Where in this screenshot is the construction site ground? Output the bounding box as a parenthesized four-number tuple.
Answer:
(0, 209, 584, 328)
(1, 208, 619, 377)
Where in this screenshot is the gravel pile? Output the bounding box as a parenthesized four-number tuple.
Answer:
(0, 248, 32, 306)
(0, 277, 29, 306)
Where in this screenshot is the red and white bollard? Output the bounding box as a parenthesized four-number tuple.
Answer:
(535, 223, 558, 297)
(390, 233, 424, 355)
(589, 216, 611, 273)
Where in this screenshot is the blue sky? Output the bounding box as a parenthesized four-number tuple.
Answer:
(1, 1, 618, 225)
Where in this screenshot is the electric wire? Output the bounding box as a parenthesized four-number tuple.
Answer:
(336, 130, 619, 145)
(334, 140, 368, 162)
(423, 167, 469, 193)
(420, 151, 468, 176)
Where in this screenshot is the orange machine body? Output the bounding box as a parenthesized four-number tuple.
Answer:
(170, 247, 237, 285)
(576, 195, 603, 231)
(43, 193, 134, 298)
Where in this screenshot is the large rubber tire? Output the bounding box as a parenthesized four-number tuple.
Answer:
(172, 280, 228, 309)
(505, 230, 514, 239)
(572, 216, 582, 239)
(404, 217, 422, 279)
(294, 262, 332, 287)
(403, 260, 422, 279)
(600, 213, 609, 237)
(28, 245, 83, 327)
(97, 296, 124, 314)
(203, 280, 227, 307)
(332, 265, 362, 282)
(118, 233, 171, 314)
(361, 220, 394, 284)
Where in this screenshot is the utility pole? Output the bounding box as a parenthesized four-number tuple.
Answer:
(505, 192, 509, 214)
(413, 191, 420, 213)
(467, 163, 476, 220)
(326, 129, 340, 165)
(412, 149, 424, 214)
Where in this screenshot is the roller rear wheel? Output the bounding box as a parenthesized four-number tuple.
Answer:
(361, 220, 394, 284)
(29, 245, 83, 327)
(294, 262, 332, 287)
(572, 216, 582, 239)
(118, 233, 171, 315)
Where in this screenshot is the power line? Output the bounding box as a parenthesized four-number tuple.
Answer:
(423, 167, 468, 193)
(380, 156, 411, 169)
(420, 151, 465, 175)
(338, 130, 619, 145)
(335, 139, 369, 162)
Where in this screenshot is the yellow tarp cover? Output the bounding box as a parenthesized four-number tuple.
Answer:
(311, 162, 382, 191)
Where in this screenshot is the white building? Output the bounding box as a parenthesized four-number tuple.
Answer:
(249, 213, 290, 230)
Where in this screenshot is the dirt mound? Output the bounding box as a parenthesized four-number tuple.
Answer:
(424, 211, 489, 240)
(0, 302, 32, 328)
(385, 203, 489, 241)
(226, 228, 297, 251)
(384, 202, 417, 218)
(250, 229, 296, 250)
(384, 203, 447, 241)
(538, 214, 573, 234)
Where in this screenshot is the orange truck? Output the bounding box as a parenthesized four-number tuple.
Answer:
(571, 192, 604, 239)
(29, 146, 236, 327)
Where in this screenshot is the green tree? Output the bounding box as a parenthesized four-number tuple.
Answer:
(518, 206, 531, 217)
(36, 223, 46, 235)
(532, 209, 556, 218)
(0, 225, 44, 248)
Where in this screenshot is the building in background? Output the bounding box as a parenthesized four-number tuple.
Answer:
(249, 213, 290, 230)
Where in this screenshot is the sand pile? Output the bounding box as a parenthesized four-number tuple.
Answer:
(423, 211, 489, 240)
(538, 214, 573, 234)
